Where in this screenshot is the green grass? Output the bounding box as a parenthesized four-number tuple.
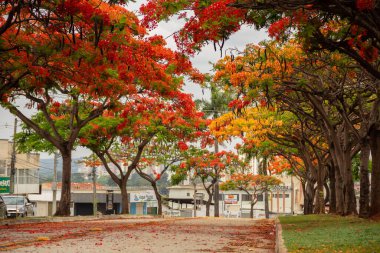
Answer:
(279, 215, 380, 253)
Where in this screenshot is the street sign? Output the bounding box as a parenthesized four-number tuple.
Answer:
(0, 177, 10, 193)
(130, 192, 155, 203)
(195, 193, 204, 200)
(224, 194, 238, 204)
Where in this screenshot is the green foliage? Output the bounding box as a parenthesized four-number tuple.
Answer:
(15, 122, 57, 154)
(196, 84, 233, 119)
(219, 180, 236, 191)
(170, 165, 187, 185)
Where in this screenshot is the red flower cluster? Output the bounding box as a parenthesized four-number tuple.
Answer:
(178, 141, 189, 151)
(268, 17, 291, 40)
(356, 0, 375, 10)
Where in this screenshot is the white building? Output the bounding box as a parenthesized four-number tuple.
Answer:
(28, 183, 158, 216)
(0, 139, 40, 194)
(167, 174, 304, 217)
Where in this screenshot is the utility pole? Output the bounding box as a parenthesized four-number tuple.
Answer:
(10, 118, 17, 194)
(193, 182, 197, 218)
(51, 152, 58, 216)
(92, 166, 97, 216)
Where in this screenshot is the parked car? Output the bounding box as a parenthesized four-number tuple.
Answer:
(0, 195, 7, 219)
(1, 195, 34, 217)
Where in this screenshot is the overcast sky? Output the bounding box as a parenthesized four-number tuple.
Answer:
(0, 2, 268, 158)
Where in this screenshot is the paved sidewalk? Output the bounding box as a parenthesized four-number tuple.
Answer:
(0, 217, 276, 252)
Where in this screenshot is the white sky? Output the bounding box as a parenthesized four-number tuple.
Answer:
(0, 2, 268, 158)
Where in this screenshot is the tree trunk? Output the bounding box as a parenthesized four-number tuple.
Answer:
(330, 142, 356, 215)
(205, 186, 213, 217)
(359, 140, 370, 218)
(152, 183, 162, 215)
(328, 163, 336, 214)
(55, 152, 72, 216)
(250, 202, 254, 218)
(214, 139, 220, 217)
(335, 164, 344, 215)
(314, 165, 326, 214)
(202, 180, 214, 217)
(120, 179, 129, 214)
(304, 180, 315, 215)
(314, 180, 325, 214)
(370, 129, 380, 217)
(343, 151, 357, 215)
(206, 193, 212, 217)
(213, 182, 220, 217)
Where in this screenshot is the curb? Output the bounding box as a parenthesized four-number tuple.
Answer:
(0, 214, 161, 226)
(275, 218, 288, 253)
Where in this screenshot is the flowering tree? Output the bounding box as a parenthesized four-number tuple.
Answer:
(175, 149, 246, 216)
(141, 0, 380, 78)
(0, 0, 202, 216)
(134, 132, 207, 215)
(221, 174, 281, 218)
(80, 91, 207, 214)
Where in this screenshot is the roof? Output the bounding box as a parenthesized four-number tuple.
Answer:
(167, 184, 210, 190)
(42, 182, 107, 191)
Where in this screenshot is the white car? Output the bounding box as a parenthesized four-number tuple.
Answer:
(2, 195, 34, 218)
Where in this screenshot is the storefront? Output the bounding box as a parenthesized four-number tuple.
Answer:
(129, 191, 158, 215)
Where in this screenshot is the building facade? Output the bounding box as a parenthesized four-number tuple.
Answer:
(0, 139, 40, 194)
(28, 183, 158, 216)
(167, 174, 304, 217)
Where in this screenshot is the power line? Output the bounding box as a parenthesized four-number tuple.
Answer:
(13, 156, 55, 171)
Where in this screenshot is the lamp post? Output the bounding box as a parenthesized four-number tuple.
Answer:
(9, 118, 17, 194)
(92, 166, 97, 216)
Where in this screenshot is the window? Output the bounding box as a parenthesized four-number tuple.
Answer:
(186, 193, 190, 197)
(2, 196, 24, 205)
(273, 194, 289, 198)
(242, 194, 251, 201)
(0, 160, 7, 175)
(242, 194, 263, 201)
(17, 169, 39, 184)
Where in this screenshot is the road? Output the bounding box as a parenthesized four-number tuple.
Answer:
(0, 217, 276, 252)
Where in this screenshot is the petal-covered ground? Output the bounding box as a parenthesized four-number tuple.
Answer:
(0, 217, 275, 252)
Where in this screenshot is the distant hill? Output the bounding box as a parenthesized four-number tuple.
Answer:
(39, 158, 82, 182)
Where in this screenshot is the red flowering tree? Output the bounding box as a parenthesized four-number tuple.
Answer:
(80, 91, 207, 214)
(0, 1, 202, 216)
(221, 174, 281, 218)
(133, 125, 209, 215)
(175, 150, 246, 216)
(141, 0, 380, 78)
(134, 140, 190, 215)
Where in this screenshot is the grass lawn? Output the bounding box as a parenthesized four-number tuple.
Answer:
(279, 214, 380, 253)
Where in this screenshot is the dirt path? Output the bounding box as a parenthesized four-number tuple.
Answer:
(0, 217, 276, 252)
